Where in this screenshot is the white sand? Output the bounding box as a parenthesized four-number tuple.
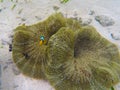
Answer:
(0, 0, 120, 90)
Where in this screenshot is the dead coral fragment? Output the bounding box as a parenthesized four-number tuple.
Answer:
(46, 26, 120, 90)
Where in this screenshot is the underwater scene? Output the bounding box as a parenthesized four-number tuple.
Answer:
(0, 0, 120, 90)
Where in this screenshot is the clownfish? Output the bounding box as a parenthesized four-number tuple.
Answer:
(39, 36, 46, 45)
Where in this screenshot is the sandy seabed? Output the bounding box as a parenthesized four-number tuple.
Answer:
(0, 0, 120, 90)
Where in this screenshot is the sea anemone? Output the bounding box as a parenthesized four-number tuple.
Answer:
(45, 26, 120, 90)
(12, 13, 81, 79)
(12, 13, 120, 90)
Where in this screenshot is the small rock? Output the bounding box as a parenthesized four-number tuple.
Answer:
(9, 44, 12, 52)
(18, 9, 23, 14)
(0, 9, 2, 12)
(3, 65, 8, 71)
(21, 18, 26, 21)
(53, 5, 60, 11)
(95, 15, 115, 27)
(13, 85, 19, 88)
(81, 18, 92, 26)
(35, 16, 42, 20)
(11, 4, 16, 10)
(111, 33, 120, 40)
(12, 65, 21, 75)
(89, 10, 95, 15)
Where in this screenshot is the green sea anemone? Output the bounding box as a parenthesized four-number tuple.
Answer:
(12, 12, 120, 90)
(12, 13, 81, 79)
(45, 26, 120, 90)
